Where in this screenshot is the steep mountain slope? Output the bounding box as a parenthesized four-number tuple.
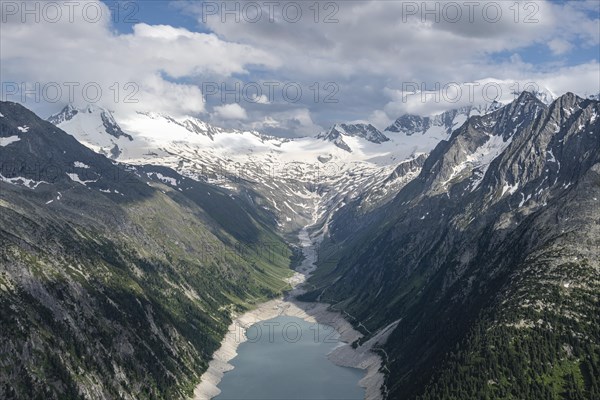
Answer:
(302, 93, 600, 399)
(381, 88, 557, 166)
(0, 102, 295, 399)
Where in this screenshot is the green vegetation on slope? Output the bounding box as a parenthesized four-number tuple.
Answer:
(417, 246, 600, 400)
(0, 101, 295, 399)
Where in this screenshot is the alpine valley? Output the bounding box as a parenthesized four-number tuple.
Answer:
(1, 90, 599, 400)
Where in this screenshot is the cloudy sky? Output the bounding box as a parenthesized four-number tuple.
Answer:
(1, 0, 599, 136)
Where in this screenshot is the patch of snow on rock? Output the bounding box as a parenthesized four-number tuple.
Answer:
(0, 136, 20, 147)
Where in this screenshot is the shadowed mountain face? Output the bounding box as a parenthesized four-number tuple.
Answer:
(1, 102, 152, 201)
(0, 102, 295, 399)
(303, 93, 600, 399)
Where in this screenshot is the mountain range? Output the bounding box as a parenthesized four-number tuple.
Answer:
(1, 90, 598, 399)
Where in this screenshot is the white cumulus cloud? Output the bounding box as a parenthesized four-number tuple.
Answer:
(213, 103, 248, 120)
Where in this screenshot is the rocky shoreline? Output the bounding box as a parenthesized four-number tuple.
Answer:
(192, 228, 387, 400)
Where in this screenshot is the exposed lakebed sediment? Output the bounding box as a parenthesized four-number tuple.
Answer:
(193, 227, 389, 400)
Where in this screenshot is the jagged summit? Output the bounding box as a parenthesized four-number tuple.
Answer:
(414, 91, 594, 198)
(48, 104, 133, 141)
(46, 103, 79, 125)
(316, 123, 389, 152)
(385, 102, 503, 136)
(516, 86, 556, 105)
(384, 89, 556, 138)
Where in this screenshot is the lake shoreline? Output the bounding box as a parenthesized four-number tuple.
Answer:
(192, 228, 386, 400)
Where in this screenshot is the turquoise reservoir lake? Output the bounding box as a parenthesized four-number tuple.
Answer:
(215, 316, 366, 400)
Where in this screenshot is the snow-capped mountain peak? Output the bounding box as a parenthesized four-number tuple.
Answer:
(49, 104, 132, 141)
(135, 111, 221, 140)
(318, 123, 389, 142)
(316, 123, 389, 152)
(515, 87, 556, 105)
(385, 102, 503, 137)
(385, 86, 555, 139)
(47, 104, 134, 159)
(47, 104, 79, 125)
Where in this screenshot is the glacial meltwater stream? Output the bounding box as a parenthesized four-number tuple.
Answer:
(214, 315, 365, 400)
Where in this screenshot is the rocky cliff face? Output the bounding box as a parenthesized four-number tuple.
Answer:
(303, 93, 600, 399)
(384, 102, 503, 136)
